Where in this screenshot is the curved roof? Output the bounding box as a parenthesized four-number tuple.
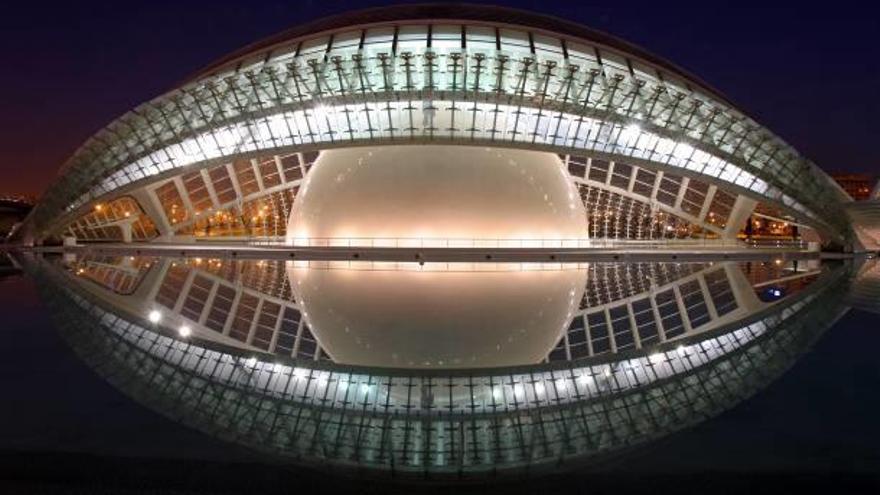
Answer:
(17, 3, 852, 245)
(188, 3, 735, 105)
(31, 253, 850, 478)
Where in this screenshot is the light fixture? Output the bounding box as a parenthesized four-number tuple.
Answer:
(178, 325, 191, 337)
(492, 386, 503, 401)
(148, 310, 162, 323)
(534, 382, 545, 395)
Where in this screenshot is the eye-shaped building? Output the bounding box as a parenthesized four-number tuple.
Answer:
(14, 5, 879, 251)
(13, 5, 880, 480)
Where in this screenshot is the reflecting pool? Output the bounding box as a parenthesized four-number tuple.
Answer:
(7, 251, 875, 480)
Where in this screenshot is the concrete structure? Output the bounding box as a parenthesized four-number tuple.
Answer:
(831, 173, 876, 201)
(23, 251, 854, 479)
(11, 5, 868, 252)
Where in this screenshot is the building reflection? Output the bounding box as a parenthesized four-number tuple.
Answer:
(17, 252, 864, 479)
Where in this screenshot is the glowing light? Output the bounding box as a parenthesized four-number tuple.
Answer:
(492, 386, 503, 401)
(672, 142, 695, 161)
(178, 325, 191, 337)
(621, 123, 642, 144)
(147, 310, 162, 323)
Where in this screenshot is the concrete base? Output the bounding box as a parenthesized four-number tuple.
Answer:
(36, 242, 822, 264)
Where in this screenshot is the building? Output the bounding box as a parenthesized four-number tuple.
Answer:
(11, 5, 880, 478)
(0, 195, 34, 241)
(831, 173, 876, 201)
(14, 5, 874, 251)
(23, 251, 854, 480)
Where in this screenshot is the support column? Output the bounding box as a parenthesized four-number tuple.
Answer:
(627, 302, 641, 349)
(201, 169, 221, 209)
(172, 270, 197, 314)
(698, 185, 717, 223)
(251, 158, 265, 192)
(650, 171, 663, 210)
(627, 166, 638, 193)
(222, 289, 243, 337)
(268, 302, 286, 353)
(273, 155, 286, 184)
(120, 222, 133, 244)
(246, 298, 265, 345)
(697, 274, 719, 321)
(174, 176, 196, 220)
(137, 258, 171, 303)
(674, 177, 690, 209)
(649, 294, 667, 342)
(724, 262, 764, 313)
(672, 285, 694, 334)
(199, 281, 220, 326)
(723, 195, 758, 239)
(131, 188, 173, 237)
(604, 308, 617, 353)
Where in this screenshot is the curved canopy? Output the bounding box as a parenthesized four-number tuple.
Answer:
(21, 5, 851, 244)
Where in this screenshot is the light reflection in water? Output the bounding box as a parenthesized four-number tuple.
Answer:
(287, 261, 588, 368)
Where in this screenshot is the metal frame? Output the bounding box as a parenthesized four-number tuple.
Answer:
(26, 20, 850, 243)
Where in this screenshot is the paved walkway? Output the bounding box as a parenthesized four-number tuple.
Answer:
(18, 242, 825, 263)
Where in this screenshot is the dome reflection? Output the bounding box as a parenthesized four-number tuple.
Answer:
(288, 262, 587, 368)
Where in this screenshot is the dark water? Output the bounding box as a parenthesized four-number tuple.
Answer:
(1, 253, 878, 493)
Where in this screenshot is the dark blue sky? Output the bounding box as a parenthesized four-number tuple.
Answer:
(2, 0, 879, 196)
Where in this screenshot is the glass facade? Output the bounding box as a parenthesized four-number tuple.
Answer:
(32, 254, 850, 478)
(27, 19, 850, 243)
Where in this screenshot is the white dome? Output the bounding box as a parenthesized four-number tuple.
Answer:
(287, 145, 587, 243)
(288, 263, 587, 368)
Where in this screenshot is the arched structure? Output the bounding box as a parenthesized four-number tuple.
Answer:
(16, 5, 856, 249)
(23, 252, 852, 479)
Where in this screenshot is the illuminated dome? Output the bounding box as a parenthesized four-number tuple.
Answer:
(288, 263, 587, 368)
(287, 146, 587, 244)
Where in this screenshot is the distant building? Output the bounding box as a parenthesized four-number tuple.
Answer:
(0, 196, 34, 241)
(831, 173, 876, 201)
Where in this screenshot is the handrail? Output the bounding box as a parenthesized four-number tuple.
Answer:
(242, 236, 809, 250)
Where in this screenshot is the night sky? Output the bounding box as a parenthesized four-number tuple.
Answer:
(2, 0, 879, 198)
